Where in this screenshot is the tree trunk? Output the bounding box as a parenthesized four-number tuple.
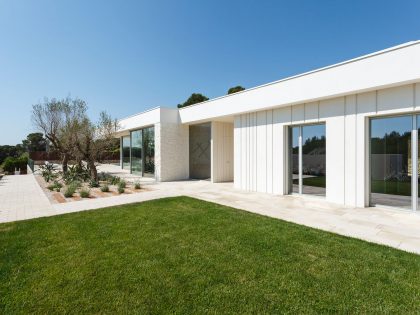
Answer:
(88, 160, 97, 181)
(62, 153, 69, 173)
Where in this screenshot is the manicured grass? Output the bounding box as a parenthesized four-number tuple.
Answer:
(1, 197, 420, 313)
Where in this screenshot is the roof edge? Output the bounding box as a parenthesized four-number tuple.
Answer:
(118, 106, 176, 122)
(179, 40, 420, 111)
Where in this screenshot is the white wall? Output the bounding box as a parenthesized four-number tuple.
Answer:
(234, 108, 289, 194)
(211, 122, 234, 182)
(117, 107, 161, 134)
(156, 122, 189, 181)
(117, 107, 179, 136)
(234, 83, 420, 207)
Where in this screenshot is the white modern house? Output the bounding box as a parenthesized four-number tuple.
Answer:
(116, 40, 420, 211)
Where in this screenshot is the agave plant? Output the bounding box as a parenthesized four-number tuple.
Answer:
(38, 163, 58, 182)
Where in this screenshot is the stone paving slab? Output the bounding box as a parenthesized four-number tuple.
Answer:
(0, 175, 56, 223)
(1, 175, 420, 255)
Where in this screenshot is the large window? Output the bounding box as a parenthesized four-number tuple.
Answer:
(143, 127, 155, 177)
(370, 116, 412, 209)
(131, 129, 142, 175)
(121, 126, 155, 177)
(289, 123, 326, 197)
(122, 136, 130, 170)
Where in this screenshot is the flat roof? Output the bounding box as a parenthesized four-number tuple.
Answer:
(179, 40, 420, 123)
(117, 40, 420, 128)
(181, 40, 420, 110)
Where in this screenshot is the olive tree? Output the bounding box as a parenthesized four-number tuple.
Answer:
(70, 111, 118, 181)
(32, 97, 118, 179)
(32, 98, 73, 172)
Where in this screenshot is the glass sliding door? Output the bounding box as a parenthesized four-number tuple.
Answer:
(122, 136, 131, 169)
(418, 115, 420, 210)
(302, 124, 326, 196)
(122, 126, 155, 177)
(370, 116, 412, 209)
(290, 126, 300, 194)
(143, 126, 155, 177)
(289, 123, 326, 197)
(130, 129, 142, 174)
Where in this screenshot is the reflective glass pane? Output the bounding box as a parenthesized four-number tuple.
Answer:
(370, 116, 411, 209)
(290, 126, 300, 194)
(143, 127, 155, 176)
(418, 115, 420, 210)
(131, 130, 142, 174)
(301, 124, 326, 196)
(122, 136, 130, 169)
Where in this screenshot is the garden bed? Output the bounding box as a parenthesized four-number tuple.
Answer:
(34, 164, 149, 204)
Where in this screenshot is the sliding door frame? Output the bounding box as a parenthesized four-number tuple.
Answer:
(287, 122, 326, 197)
(369, 114, 418, 212)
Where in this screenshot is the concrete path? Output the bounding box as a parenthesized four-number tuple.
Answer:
(0, 174, 55, 222)
(1, 175, 420, 255)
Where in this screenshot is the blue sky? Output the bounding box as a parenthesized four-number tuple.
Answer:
(1, 0, 420, 145)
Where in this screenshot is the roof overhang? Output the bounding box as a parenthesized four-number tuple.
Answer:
(115, 107, 179, 137)
(179, 41, 420, 124)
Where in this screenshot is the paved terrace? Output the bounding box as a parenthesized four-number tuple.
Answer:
(1, 174, 420, 255)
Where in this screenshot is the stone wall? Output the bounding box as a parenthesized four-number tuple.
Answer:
(156, 122, 189, 181)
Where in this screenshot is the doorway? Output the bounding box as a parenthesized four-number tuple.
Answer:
(289, 123, 326, 197)
(189, 123, 211, 179)
(369, 115, 416, 210)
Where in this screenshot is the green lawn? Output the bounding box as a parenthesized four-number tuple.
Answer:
(1, 197, 419, 313)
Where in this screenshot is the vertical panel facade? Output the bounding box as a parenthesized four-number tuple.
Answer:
(211, 122, 234, 183)
(233, 83, 420, 207)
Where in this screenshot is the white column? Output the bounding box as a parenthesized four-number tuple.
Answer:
(412, 115, 418, 212)
(298, 126, 303, 194)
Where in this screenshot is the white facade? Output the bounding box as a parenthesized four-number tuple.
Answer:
(117, 107, 189, 182)
(232, 84, 420, 207)
(118, 41, 420, 210)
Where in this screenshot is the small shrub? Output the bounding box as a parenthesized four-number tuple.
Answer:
(89, 179, 99, 188)
(79, 188, 90, 198)
(47, 180, 62, 191)
(39, 163, 58, 182)
(1, 157, 17, 174)
(70, 180, 82, 188)
(55, 187, 61, 192)
(134, 182, 141, 189)
(1, 155, 29, 175)
(64, 185, 77, 198)
(118, 180, 126, 189)
(109, 176, 121, 185)
(62, 164, 90, 184)
(98, 172, 112, 182)
(118, 186, 125, 194)
(100, 184, 109, 192)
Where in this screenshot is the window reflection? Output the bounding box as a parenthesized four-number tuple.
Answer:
(122, 136, 130, 170)
(370, 116, 411, 209)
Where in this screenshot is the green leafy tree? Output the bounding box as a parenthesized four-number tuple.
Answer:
(0, 145, 24, 165)
(22, 132, 47, 152)
(227, 86, 245, 94)
(177, 93, 209, 108)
